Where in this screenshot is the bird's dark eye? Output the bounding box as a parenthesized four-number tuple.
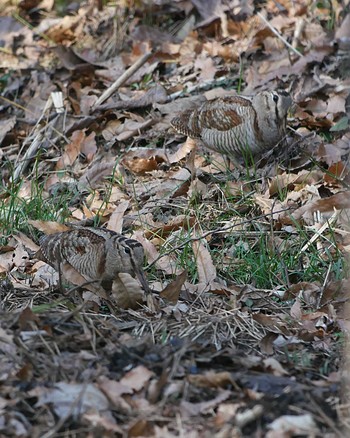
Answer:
(124, 247, 131, 254)
(273, 94, 279, 103)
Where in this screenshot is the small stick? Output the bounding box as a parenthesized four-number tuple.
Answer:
(257, 12, 303, 58)
(91, 51, 154, 111)
(168, 76, 236, 101)
(299, 209, 339, 254)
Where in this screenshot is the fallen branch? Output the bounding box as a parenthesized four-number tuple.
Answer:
(91, 51, 154, 111)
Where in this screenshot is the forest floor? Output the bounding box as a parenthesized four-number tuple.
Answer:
(0, 0, 350, 436)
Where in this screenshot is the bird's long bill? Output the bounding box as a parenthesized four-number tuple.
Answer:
(135, 268, 151, 294)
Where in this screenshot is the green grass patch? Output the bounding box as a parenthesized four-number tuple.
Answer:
(0, 177, 71, 245)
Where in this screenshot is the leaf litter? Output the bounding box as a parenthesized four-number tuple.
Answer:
(0, 0, 349, 436)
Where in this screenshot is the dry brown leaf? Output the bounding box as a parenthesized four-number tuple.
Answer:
(324, 161, 348, 184)
(194, 55, 216, 81)
(215, 402, 242, 426)
(263, 358, 289, 376)
(254, 195, 285, 220)
(121, 148, 167, 174)
(115, 118, 154, 142)
(78, 161, 117, 191)
(292, 191, 350, 221)
(120, 365, 154, 392)
(9, 242, 29, 270)
(106, 200, 130, 233)
(160, 270, 187, 304)
(326, 92, 347, 114)
(83, 412, 122, 434)
(13, 232, 39, 252)
(167, 138, 197, 164)
(133, 232, 181, 275)
(290, 298, 302, 320)
(144, 215, 196, 239)
(188, 371, 240, 390)
(46, 15, 82, 44)
(110, 273, 145, 309)
(0, 116, 16, 146)
(260, 333, 278, 355)
(28, 220, 70, 234)
(192, 238, 216, 285)
(98, 377, 133, 405)
(268, 414, 318, 435)
(0, 326, 16, 356)
(205, 281, 239, 298)
(0, 246, 16, 273)
(125, 178, 164, 199)
(35, 382, 109, 419)
(18, 307, 40, 330)
(56, 130, 85, 170)
(128, 419, 154, 437)
(80, 131, 97, 161)
(315, 132, 350, 166)
(268, 170, 323, 197)
(102, 119, 122, 141)
(188, 179, 208, 198)
(31, 262, 59, 289)
(253, 313, 289, 335)
(284, 282, 321, 305)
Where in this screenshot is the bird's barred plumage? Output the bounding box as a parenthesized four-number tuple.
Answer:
(171, 91, 292, 165)
(37, 227, 148, 292)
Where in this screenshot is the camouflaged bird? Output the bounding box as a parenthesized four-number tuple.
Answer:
(171, 90, 292, 166)
(36, 227, 149, 293)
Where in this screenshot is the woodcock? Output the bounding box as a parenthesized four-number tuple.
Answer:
(171, 90, 292, 166)
(37, 227, 149, 293)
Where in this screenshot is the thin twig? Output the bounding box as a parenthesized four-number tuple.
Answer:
(258, 12, 303, 58)
(168, 76, 237, 101)
(91, 51, 154, 111)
